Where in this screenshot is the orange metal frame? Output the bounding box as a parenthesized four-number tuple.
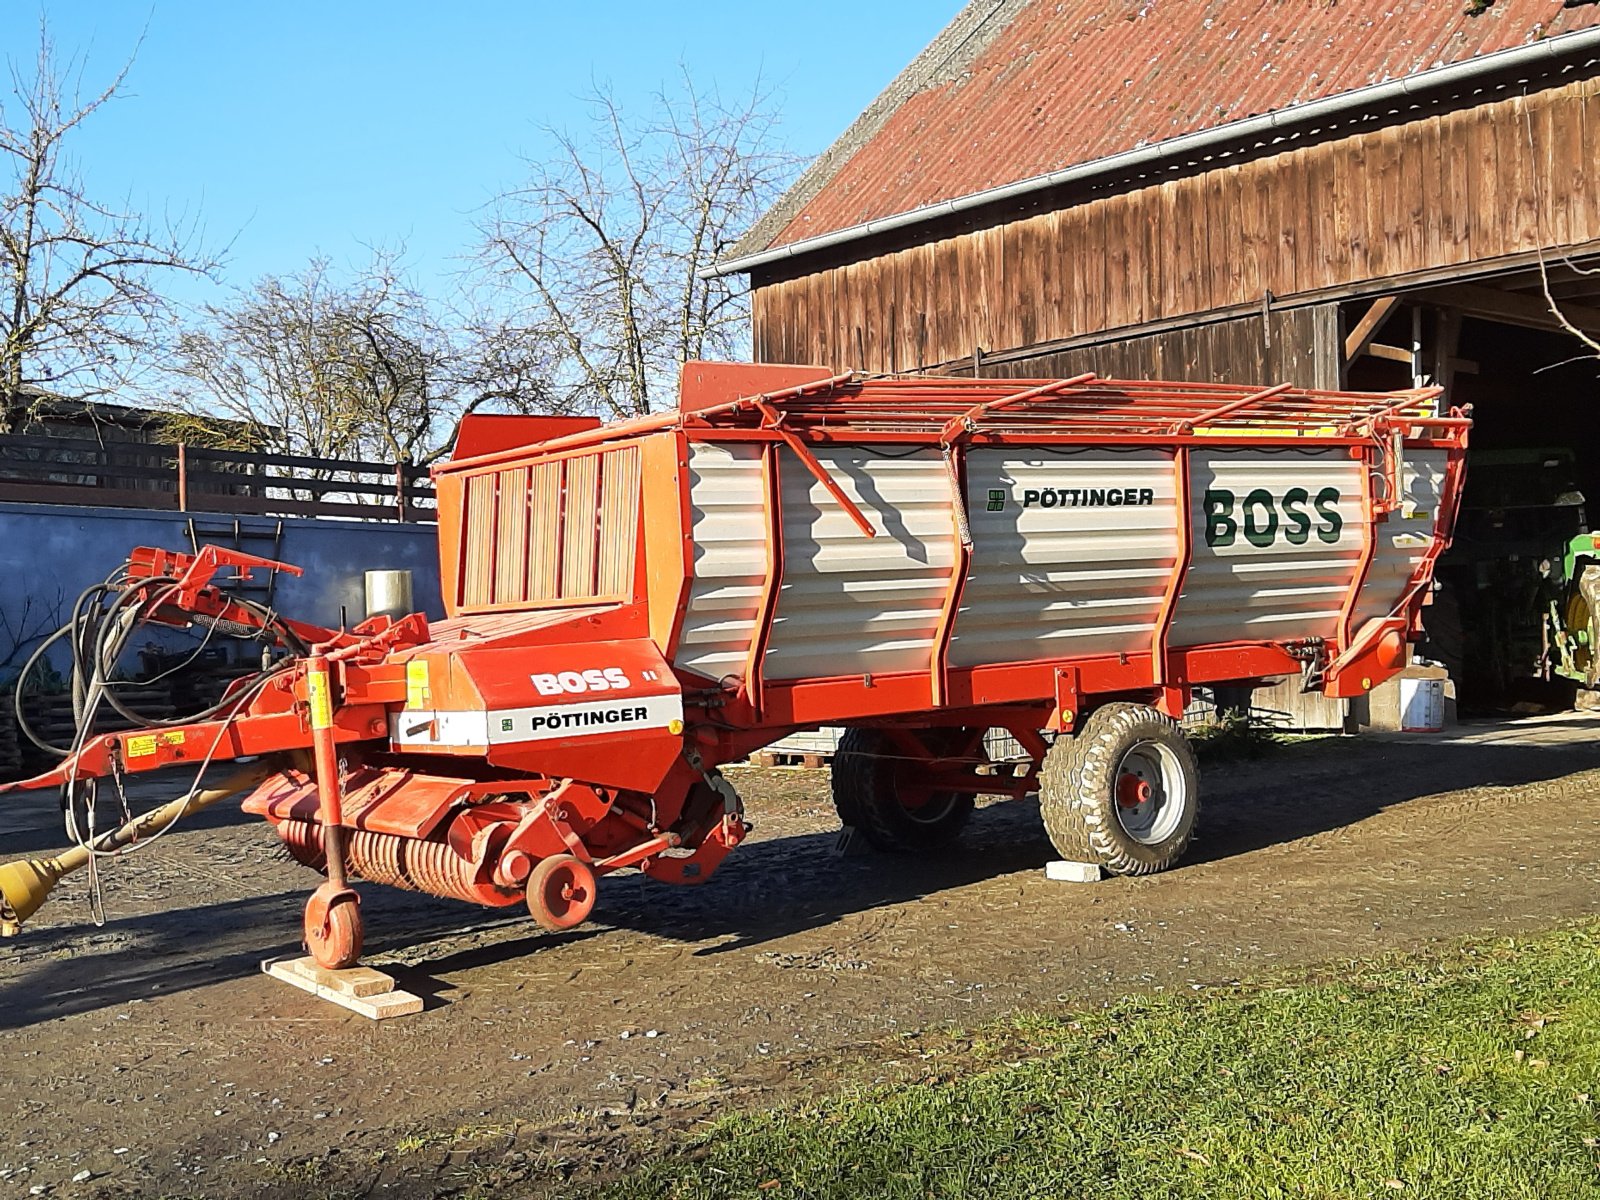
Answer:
(435, 366, 1468, 743)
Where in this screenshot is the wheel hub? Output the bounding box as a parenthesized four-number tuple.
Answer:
(1111, 740, 1187, 846)
(1116, 775, 1153, 808)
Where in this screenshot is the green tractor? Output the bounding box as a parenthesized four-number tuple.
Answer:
(1430, 448, 1594, 709)
(1549, 531, 1600, 694)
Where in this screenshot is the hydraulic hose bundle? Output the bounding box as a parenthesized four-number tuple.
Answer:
(9, 558, 303, 923)
(16, 563, 305, 760)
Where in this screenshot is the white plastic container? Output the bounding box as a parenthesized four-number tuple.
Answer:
(1398, 677, 1445, 732)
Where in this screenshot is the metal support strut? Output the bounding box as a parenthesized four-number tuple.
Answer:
(302, 654, 364, 969)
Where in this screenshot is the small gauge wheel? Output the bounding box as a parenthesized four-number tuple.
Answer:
(304, 890, 363, 970)
(526, 854, 598, 931)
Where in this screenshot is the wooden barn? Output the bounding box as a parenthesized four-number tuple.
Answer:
(714, 0, 1600, 718)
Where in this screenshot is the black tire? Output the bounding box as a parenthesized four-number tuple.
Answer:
(830, 727, 977, 852)
(1039, 702, 1200, 875)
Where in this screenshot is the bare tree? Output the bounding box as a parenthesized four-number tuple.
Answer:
(170, 253, 552, 466)
(476, 74, 798, 419)
(0, 23, 216, 428)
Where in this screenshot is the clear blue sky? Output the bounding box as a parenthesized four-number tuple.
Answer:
(13, 1, 956, 308)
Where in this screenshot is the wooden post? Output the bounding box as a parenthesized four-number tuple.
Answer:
(1431, 308, 1462, 416)
(1410, 305, 1425, 389)
(394, 460, 407, 522)
(177, 442, 188, 512)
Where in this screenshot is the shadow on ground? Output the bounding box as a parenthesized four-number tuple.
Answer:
(4, 723, 1599, 1029)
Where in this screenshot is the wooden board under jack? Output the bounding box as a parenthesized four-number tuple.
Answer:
(262, 955, 424, 1019)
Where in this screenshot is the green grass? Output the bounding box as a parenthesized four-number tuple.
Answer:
(597, 925, 1600, 1199)
(1186, 712, 1326, 762)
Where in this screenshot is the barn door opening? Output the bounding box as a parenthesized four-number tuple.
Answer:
(1341, 266, 1600, 717)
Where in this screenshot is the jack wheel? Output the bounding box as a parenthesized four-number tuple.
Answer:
(304, 889, 363, 970)
(526, 854, 597, 931)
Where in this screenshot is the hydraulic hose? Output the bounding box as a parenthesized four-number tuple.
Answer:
(13, 564, 305, 758)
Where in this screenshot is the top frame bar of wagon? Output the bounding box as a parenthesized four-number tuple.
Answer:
(439, 375, 1467, 474)
(439, 372, 856, 475)
(682, 428, 1469, 451)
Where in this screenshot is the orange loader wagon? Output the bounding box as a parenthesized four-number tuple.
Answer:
(0, 363, 1469, 968)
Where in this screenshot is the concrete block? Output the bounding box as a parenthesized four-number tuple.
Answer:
(1363, 658, 1457, 733)
(1045, 860, 1102, 883)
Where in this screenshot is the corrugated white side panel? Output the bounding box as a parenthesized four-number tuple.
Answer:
(1354, 448, 1449, 630)
(673, 443, 767, 683)
(764, 447, 955, 681)
(949, 449, 1178, 668)
(1170, 450, 1366, 647)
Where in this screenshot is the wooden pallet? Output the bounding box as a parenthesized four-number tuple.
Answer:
(749, 749, 830, 768)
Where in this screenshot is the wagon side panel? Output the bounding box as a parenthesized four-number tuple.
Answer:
(950, 448, 1178, 668)
(1169, 449, 1367, 648)
(672, 442, 768, 681)
(763, 446, 955, 681)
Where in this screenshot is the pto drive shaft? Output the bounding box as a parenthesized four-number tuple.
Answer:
(0, 764, 270, 936)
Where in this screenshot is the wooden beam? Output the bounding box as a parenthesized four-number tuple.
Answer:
(1343, 295, 1401, 361)
(1535, 278, 1600, 302)
(1432, 307, 1461, 402)
(1483, 262, 1600, 297)
(1416, 283, 1600, 337)
(1366, 343, 1414, 364)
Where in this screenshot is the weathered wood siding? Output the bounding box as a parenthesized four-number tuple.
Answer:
(977, 305, 1341, 390)
(752, 76, 1600, 375)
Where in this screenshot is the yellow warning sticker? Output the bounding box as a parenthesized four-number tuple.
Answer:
(406, 660, 430, 710)
(124, 730, 185, 759)
(308, 670, 334, 730)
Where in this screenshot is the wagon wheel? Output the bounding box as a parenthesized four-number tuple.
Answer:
(526, 854, 598, 931)
(831, 727, 983, 852)
(1039, 703, 1200, 876)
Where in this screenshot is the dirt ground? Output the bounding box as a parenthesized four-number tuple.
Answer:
(2, 713, 1599, 1198)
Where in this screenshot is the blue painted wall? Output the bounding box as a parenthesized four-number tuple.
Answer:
(0, 502, 442, 676)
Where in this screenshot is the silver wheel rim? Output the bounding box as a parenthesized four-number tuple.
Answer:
(1112, 740, 1187, 845)
(898, 788, 960, 825)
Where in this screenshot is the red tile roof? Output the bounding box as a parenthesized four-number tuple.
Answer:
(766, 0, 1600, 250)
